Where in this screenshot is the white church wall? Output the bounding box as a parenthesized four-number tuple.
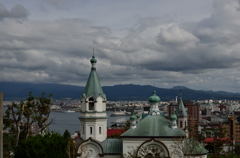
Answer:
(80, 118, 107, 142)
(77, 140, 103, 158)
(104, 155, 121, 158)
(122, 137, 206, 158)
(80, 112, 107, 118)
(122, 138, 173, 157)
(96, 97, 105, 111)
(80, 98, 86, 111)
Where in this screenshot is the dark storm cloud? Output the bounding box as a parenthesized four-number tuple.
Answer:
(0, 3, 29, 20)
(0, 17, 115, 85)
(117, 0, 240, 73)
(2, 0, 240, 92)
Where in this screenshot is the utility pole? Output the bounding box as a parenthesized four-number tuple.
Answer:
(0, 92, 3, 158)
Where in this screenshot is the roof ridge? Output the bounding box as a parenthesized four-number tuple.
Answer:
(175, 98, 187, 117)
(82, 57, 106, 99)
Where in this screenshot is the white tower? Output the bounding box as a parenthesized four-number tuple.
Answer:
(79, 55, 107, 142)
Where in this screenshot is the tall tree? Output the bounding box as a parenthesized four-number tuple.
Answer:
(170, 137, 208, 158)
(3, 92, 53, 146)
(203, 126, 228, 158)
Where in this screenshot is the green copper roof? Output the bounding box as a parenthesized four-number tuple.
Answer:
(136, 114, 140, 119)
(175, 98, 187, 117)
(130, 115, 137, 120)
(184, 138, 208, 155)
(170, 112, 177, 121)
(82, 56, 106, 100)
(101, 138, 122, 154)
(90, 56, 97, 63)
(121, 115, 186, 137)
(148, 91, 160, 103)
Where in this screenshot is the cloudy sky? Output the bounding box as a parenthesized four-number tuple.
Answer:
(1, 0, 240, 93)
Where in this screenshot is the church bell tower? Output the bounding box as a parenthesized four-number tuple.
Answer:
(79, 54, 107, 142)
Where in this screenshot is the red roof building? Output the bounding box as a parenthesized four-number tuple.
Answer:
(107, 129, 125, 137)
(203, 138, 232, 143)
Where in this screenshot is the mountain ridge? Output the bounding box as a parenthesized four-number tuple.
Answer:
(0, 82, 240, 101)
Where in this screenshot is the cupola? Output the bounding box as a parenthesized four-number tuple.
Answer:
(170, 111, 177, 121)
(130, 115, 137, 121)
(170, 111, 177, 129)
(90, 55, 97, 64)
(130, 115, 137, 129)
(148, 91, 160, 103)
(148, 91, 161, 116)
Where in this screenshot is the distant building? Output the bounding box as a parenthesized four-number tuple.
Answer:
(168, 99, 200, 137)
(222, 115, 240, 143)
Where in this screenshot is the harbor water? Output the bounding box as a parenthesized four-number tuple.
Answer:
(49, 111, 130, 134)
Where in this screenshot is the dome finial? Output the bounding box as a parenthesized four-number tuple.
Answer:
(90, 49, 97, 65)
(179, 89, 182, 99)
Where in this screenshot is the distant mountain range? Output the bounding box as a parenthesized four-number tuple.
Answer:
(1, 82, 240, 101)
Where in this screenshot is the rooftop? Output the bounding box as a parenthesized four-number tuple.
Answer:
(121, 115, 186, 137)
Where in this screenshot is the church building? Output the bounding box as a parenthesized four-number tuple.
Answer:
(77, 55, 208, 158)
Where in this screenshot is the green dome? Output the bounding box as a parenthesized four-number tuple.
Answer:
(130, 115, 137, 121)
(170, 112, 177, 121)
(90, 56, 97, 63)
(136, 114, 140, 119)
(148, 91, 160, 103)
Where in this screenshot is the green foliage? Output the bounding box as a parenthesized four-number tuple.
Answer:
(14, 132, 68, 158)
(3, 133, 15, 158)
(3, 92, 53, 146)
(63, 129, 71, 140)
(187, 125, 205, 142)
(203, 126, 228, 158)
(124, 119, 131, 131)
(234, 143, 240, 155)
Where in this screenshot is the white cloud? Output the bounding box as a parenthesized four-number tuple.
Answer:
(158, 24, 199, 45)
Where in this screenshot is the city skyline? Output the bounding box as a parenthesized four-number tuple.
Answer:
(1, 0, 240, 93)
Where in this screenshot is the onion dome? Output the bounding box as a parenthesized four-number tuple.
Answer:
(90, 56, 97, 64)
(170, 111, 177, 121)
(148, 91, 160, 103)
(130, 115, 137, 121)
(136, 114, 140, 119)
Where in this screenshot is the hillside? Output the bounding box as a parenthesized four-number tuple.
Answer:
(0, 82, 240, 101)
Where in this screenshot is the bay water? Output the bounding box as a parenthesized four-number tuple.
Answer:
(49, 112, 130, 134)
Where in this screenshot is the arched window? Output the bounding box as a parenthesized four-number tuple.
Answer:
(82, 126, 84, 134)
(89, 97, 94, 110)
(90, 127, 93, 135)
(180, 121, 182, 128)
(99, 127, 101, 134)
